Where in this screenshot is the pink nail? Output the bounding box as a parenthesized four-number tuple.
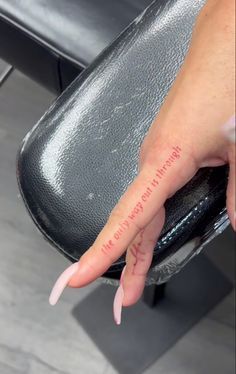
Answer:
(113, 284, 124, 325)
(113, 266, 126, 325)
(222, 115, 235, 143)
(49, 262, 80, 306)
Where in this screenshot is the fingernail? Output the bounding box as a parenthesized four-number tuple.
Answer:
(222, 115, 235, 143)
(49, 262, 80, 306)
(113, 265, 126, 325)
(113, 284, 124, 325)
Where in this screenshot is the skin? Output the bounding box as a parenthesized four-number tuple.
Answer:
(68, 0, 235, 307)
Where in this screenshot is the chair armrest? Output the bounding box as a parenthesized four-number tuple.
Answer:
(17, 0, 229, 281)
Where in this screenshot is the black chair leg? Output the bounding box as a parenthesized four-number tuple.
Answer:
(143, 283, 167, 308)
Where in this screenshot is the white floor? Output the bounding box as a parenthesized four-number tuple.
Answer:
(0, 60, 235, 374)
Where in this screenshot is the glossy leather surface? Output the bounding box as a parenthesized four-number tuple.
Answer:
(0, 0, 152, 68)
(17, 0, 228, 277)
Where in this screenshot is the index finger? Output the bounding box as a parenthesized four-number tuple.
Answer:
(49, 143, 195, 305)
(68, 143, 194, 287)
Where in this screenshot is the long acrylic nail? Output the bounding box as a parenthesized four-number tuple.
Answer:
(113, 284, 124, 325)
(49, 262, 80, 306)
(222, 115, 235, 143)
(113, 265, 126, 325)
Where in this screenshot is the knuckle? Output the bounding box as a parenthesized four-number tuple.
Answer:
(84, 259, 98, 273)
(108, 204, 125, 224)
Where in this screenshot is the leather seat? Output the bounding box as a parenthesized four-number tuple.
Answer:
(17, 0, 229, 282)
(0, 0, 152, 92)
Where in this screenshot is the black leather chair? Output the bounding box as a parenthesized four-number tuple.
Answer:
(0, 0, 152, 92)
(1, 0, 229, 293)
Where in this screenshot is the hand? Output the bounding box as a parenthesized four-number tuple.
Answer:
(49, 0, 235, 324)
